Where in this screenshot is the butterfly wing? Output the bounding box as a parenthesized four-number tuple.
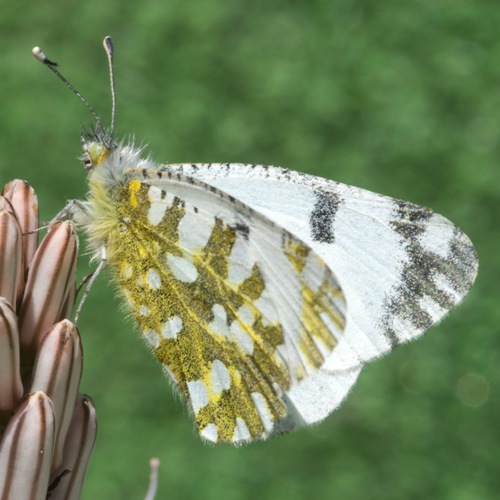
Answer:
(163, 163, 478, 373)
(106, 168, 360, 443)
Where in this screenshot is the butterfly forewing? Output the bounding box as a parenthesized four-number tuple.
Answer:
(103, 168, 347, 443)
(164, 163, 478, 371)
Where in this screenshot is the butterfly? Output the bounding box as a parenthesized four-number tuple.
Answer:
(33, 37, 478, 444)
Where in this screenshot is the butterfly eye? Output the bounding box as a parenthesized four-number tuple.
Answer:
(90, 142, 109, 165)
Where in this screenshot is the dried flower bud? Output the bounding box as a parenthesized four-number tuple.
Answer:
(0, 391, 56, 499)
(0, 180, 97, 499)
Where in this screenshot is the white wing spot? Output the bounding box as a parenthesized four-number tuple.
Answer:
(255, 288, 280, 326)
(210, 305, 254, 354)
(122, 264, 133, 279)
(210, 360, 231, 393)
(251, 392, 274, 432)
(200, 423, 218, 442)
(233, 417, 251, 442)
(209, 304, 230, 337)
(178, 211, 213, 252)
(238, 305, 254, 324)
(147, 186, 168, 226)
(161, 316, 183, 339)
(143, 329, 160, 349)
(229, 321, 254, 355)
(139, 305, 150, 316)
(148, 203, 168, 226)
(167, 254, 198, 283)
(418, 214, 455, 259)
(147, 269, 162, 290)
(187, 380, 209, 414)
(434, 273, 460, 303)
(148, 185, 163, 200)
(227, 236, 254, 285)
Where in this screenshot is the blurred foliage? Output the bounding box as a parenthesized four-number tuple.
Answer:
(0, 0, 497, 499)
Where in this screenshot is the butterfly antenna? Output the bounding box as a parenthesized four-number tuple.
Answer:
(32, 45, 102, 129)
(103, 36, 117, 137)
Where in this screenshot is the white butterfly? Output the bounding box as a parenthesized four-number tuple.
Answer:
(33, 38, 478, 444)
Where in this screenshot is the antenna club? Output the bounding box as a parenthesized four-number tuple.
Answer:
(32, 46, 57, 66)
(32, 47, 46, 62)
(103, 36, 114, 52)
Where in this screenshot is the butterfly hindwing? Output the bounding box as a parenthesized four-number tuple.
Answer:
(104, 167, 352, 442)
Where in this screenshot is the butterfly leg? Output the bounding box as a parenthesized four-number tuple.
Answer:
(28, 200, 91, 235)
(72, 246, 107, 327)
(55, 199, 90, 222)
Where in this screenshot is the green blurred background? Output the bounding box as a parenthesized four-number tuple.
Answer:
(0, 1, 497, 498)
